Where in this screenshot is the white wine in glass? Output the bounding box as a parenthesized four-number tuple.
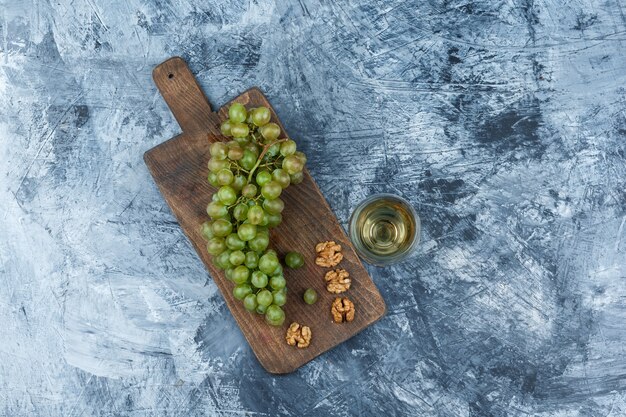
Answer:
(349, 194, 420, 266)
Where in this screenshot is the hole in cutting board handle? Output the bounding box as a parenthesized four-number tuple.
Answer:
(152, 57, 215, 133)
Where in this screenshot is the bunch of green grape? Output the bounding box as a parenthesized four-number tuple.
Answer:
(200, 103, 307, 327)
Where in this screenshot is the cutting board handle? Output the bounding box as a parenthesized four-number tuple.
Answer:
(153, 57, 214, 133)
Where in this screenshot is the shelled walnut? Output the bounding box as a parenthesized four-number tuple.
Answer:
(285, 322, 312, 348)
(325, 269, 351, 294)
(315, 241, 343, 267)
(331, 297, 355, 323)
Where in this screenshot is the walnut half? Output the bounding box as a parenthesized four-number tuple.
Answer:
(331, 297, 355, 323)
(325, 269, 351, 294)
(285, 322, 312, 348)
(315, 241, 343, 267)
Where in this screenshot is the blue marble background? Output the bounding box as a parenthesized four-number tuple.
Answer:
(1, 0, 625, 416)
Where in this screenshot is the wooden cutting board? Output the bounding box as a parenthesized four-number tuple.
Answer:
(144, 57, 386, 373)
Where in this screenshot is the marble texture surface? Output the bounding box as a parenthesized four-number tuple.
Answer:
(1, 0, 625, 416)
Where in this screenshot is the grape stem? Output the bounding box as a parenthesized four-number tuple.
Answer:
(247, 138, 288, 182)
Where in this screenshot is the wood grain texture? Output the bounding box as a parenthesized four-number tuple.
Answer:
(144, 57, 385, 374)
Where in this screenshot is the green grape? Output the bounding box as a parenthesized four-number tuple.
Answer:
(207, 201, 228, 218)
(248, 233, 269, 252)
(211, 219, 232, 237)
(242, 184, 257, 198)
(234, 136, 249, 146)
(211, 256, 222, 270)
(220, 120, 233, 137)
(285, 252, 304, 269)
(244, 251, 259, 269)
(200, 221, 214, 240)
(264, 249, 277, 256)
(272, 290, 287, 306)
(266, 212, 282, 228)
(294, 151, 307, 165)
(269, 275, 286, 290)
(210, 142, 228, 159)
(241, 150, 257, 170)
(261, 181, 282, 200)
(247, 205, 264, 225)
(259, 214, 269, 227)
(216, 250, 233, 269)
(207, 171, 219, 187)
(289, 172, 304, 185)
(212, 193, 220, 202)
(217, 169, 234, 186)
(256, 304, 268, 314)
(251, 107, 271, 126)
(207, 237, 226, 255)
(213, 262, 225, 271)
(272, 263, 283, 277)
(256, 289, 273, 307)
(217, 186, 237, 205)
(243, 294, 258, 311)
(251, 271, 268, 288)
(233, 284, 252, 300)
(230, 122, 249, 138)
(256, 170, 272, 186)
(272, 169, 290, 188)
(259, 253, 279, 274)
(228, 103, 247, 123)
(259, 123, 280, 142)
(282, 155, 304, 174)
(233, 203, 248, 221)
(303, 288, 318, 305)
(229, 250, 245, 266)
(227, 144, 244, 160)
(266, 143, 280, 158)
(231, 175, 247, 191)
(226, 233, 246, 250)
(280, 139, 296, 157)
(245, 142, 260, 156)
(263, 198, 284, 214)
(208, 158, 229, 173)
(238, 223, 257, 241)
(265, 305, 285, 326)
(246, 107, 256, 124)
(225, 267, 234, 280)
(231, 265, 250, 284)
